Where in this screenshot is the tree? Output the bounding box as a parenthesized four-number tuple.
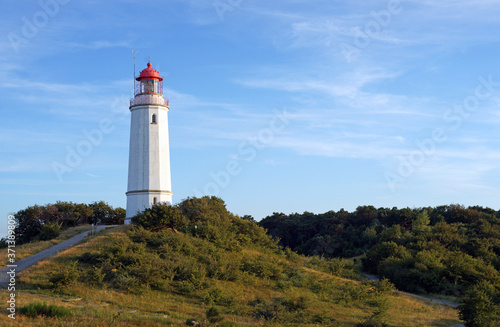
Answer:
(14, 205, 43, 244)
(39, 222, 63, 241)
(459, 281, 500, 327)
(412, 211, 431, 234)
(89, 201, 113, 224)
(112, 208, 126, 224)
(132, 203, 186, 232)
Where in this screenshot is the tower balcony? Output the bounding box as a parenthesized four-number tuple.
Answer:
(130, 94, 169, 107)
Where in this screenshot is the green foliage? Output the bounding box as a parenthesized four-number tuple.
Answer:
(206, 306, 224, 324)
(250, 296, 308, 321)
(305, 256, 358, 279)
(90, 200, 125, 224)
(75, 200, 282, 296)
(49, 261, 80, 288)
(85, 265, 106, 287)
(38, 221, 62, 241)
(13, 201, 124, 244)
(412, 211, 431, 234)
(176, 196, 279, 251)
(261, 205, 500, 298)
(241, 255, 284, 279)
(19, 302, 71, 318)
(14, 205, 43, 244)
(132, 203, 186, 232)
(367, 278, 395, 295)
(356, 316, 388, 327)
(459, 281, 500, 327)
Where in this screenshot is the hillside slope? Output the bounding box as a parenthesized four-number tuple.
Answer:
(4, 197, 461, 326)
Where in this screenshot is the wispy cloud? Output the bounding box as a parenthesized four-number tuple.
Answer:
(66, 40, 130, 50)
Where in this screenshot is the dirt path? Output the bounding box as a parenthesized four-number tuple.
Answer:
(362, 273, 464, 327)
(0, 225, 111, 287)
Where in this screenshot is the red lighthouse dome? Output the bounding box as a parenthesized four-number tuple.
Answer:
(136, 62, 163, 81)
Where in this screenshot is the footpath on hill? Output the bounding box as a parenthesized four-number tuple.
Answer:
(363, 273, 465, 327)
(0, 225, 113, 287)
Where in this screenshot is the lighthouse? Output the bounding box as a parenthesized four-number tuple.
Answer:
(125, 61, 172, 224)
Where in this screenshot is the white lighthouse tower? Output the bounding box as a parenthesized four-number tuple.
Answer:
(125, 61, 172, 224)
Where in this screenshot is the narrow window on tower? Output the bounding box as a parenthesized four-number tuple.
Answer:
(153, 197, 157, 205)
(152, 114, 157, 124)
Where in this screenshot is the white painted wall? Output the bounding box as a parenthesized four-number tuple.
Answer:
(125, 101, 172, 224)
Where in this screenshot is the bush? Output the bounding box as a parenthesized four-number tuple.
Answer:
(132, 203, 186, 232)
(39, 221, 62, 241)
(356, 316, 388, 327)
(206, 306, 224, 324)
(240, 256, 283, 279)
(250, 297, 308, 321)
(112, 272, 144, 294)
(49, 261, 80, 289)
(459, 281, 500, 327)
(19, 302, 71, 317)
(372, 278, 395, 295)
(86, 265, 105, 287)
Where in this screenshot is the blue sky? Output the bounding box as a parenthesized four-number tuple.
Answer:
(1, 0, 500, 237)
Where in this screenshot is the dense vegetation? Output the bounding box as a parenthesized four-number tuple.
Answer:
(6, 201, 125, 245)
(260, 205, 500, 326)
(10, 197, 461, 326)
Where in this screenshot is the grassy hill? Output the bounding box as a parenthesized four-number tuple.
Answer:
(2, 197, 462, 326)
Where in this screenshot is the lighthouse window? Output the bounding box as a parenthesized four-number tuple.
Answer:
(152, 114, 157, 124)
(153, 197, 157, 205)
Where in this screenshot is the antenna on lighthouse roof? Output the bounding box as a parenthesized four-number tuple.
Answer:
(132, 48, 139, 79)
(132, 48, 139, 95)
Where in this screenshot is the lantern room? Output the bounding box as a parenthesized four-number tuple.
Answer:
(135, 62, 163, 95)
(130, 61, 169, 108)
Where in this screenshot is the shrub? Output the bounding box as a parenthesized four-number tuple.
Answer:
(19, 302, 71, 317)
(86, 265, 105, 287)
(356, 316, 388, 327)
(132, 203, 186, 232)
(206, 306, 224, 324)
(459, 281, 500, 327)
(0, 237, 8, 248)
(49, 261, 80, 288)
(371, 278, 395, 295)
(250, 297, 308, 321)
(203, 287, 235, 307)
(38, 221, 62, 241)
(174, 258, 207, 288)
(112, 272, 144, 294)
(240, 256, 283, 279)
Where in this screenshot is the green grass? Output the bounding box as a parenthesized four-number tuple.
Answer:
(19, 301, 71, 317)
